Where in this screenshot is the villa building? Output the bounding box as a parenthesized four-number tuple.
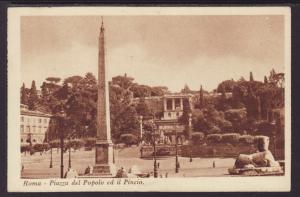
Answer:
(20, 104, 52, 144)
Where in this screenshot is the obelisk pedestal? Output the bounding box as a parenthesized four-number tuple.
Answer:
(92, 19, 116, 177)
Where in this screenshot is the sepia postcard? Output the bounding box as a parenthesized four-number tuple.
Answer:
(7, 6, 291, 192)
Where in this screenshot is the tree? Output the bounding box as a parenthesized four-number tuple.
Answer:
(135, 97, 151, 117)
(28, 80, 39, 110)
(217, 79, 236, 93)
(181, 84, 192, 94)
(46, 77, 61, 84)
(178, 98, 192, 137)
(250, 71, 254, 82)
(264, 76, 268, 84)
(21, 83, 28, 105)
(111, 74, 134, 90)
(199, 85, 204, 108)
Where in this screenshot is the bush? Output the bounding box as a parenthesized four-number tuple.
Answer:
(49, 140, 60, 148)
(221, 133, 240, 145)
(191, 132, 205, 145)
(207, 126, 221, 134)
(84, 137, 96, 148)
(120, 134, 138, 146)
(21, 144, 31, 153)
(206, 134, 222, 144)
(239, 135, 255, 145)
(33, 143, 44, 152)
(42, 143, 50, 151)
(66, 139, 85, 150)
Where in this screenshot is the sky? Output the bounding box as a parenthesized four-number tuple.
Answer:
(21, 15, 285, 92)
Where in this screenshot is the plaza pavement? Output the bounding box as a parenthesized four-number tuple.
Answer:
(21, 147, 235, 178)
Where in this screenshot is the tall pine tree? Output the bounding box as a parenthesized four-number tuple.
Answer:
(264, 76, 268, 84)
(21, 83, 28, 105)
(199, 85, 204, 108)
(250, 71, 254, 82)
(28, 80, 39, 110)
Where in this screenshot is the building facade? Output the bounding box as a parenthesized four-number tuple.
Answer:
(155, 93, 193, 145)
(20, 104, 52, 144)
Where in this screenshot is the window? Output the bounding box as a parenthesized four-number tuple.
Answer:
(27, 118, 30, 123)
(32, 126, 36, 133)
(166, 99, 173, 110)
(20, 125, 24, 132)
(33, 139, 36, 143)
(38, 126, 42, 133)
(44, 119, 47, 124)
(168, 112, 171, 117)
(21, 139, 23, 143)
(26, 126, 30, 133)
(175, 98, 181, 109)
(39, 118, 42, 123)
(21, 116, 24, 122)
(176, 112, 180, 117)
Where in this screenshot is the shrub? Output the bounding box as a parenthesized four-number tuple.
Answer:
(49, 140, 60, 148)
(207, 126, 221, 134)
(33, 143, 44, 152)
(66, 139, 85, 150)
(206, 134, 222, 144)
(239, 135, 255, 145)
(120, 134, 138, 146)
(84, 137, 96, 148)
(191, 132, 205, 145)
(21, 144, 31, 153)
(42, 143, 50, 151)
(221, 133, 240, 145)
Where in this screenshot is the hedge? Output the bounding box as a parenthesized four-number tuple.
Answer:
(191, 132, 205, 145)
(84, 138, 96, 148)
(32, 143, 50, 152)
(66, 139, 85, 150)
(239, 135, 255, 145)
(120, 134, 138, 146)
(21, 144, 31, 153)
(206, 134, 222, 144)
(221, 133, 240, 145)
(49, 140, 60, 148)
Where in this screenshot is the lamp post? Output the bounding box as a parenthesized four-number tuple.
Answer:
(175, 126, 180, 173)
(58, 110, 66, 178)
(113, 144, 115, 164)
(139, 115, 143, 141)
(68, 137, 71, 169)
(151, 119, 158, 178)
(49, 146, 53, 168)
(271, 120, 277, 160)
(188, 113, 193, 162)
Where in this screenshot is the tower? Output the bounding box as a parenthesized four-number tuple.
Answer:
(92, 18, 116, 176)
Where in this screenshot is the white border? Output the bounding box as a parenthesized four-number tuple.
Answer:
(7, 7, 291, 192)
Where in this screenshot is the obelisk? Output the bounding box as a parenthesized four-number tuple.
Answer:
(93, 19, 116, 176)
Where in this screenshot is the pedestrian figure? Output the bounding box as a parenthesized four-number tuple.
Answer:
(213, 161, 216, 168)
(165, 172, 168, 178)
(157, 162, 160, 169)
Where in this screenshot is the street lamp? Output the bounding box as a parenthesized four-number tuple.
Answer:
(49, 145, 53, 168)
(68, 137, 72, 169)
(271, 120, 277, 160)
(188, 113, 193, 162)
(175, 126, 180, 173)
(139, 115, 143, 141)
(151, 119, 158, 178)
(113, 144, 115, 164)
(153, 133, 158, 178)
(57, 110, 66, 178)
